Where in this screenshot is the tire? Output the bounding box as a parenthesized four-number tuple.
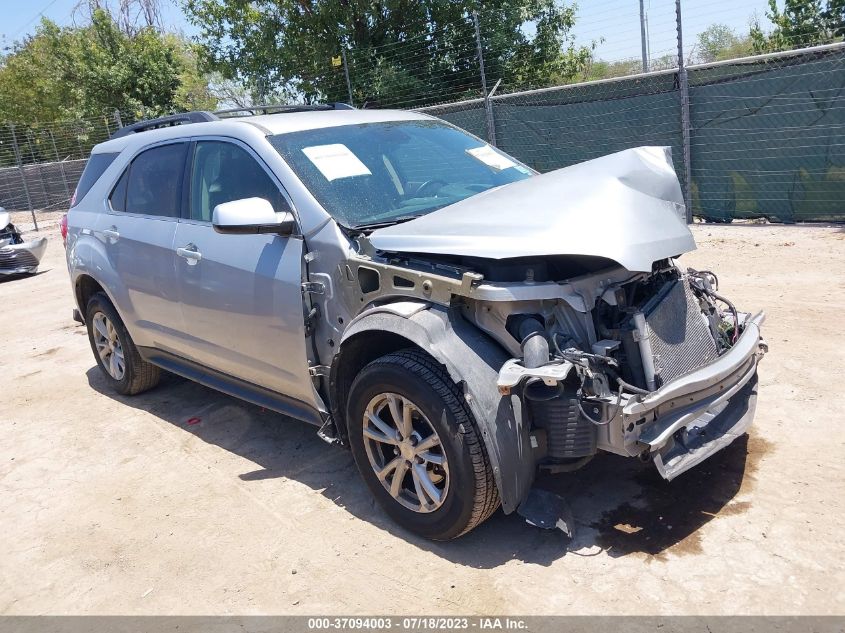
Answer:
(85, 292, 160, 396)
(347, 349, 499, 540)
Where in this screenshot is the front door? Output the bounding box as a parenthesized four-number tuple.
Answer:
(172, 139, 315, 408)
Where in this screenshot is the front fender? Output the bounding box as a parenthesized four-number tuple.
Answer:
(339, 303, 534, 514)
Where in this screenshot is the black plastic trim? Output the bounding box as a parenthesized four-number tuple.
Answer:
(138, 347, 322, 426)
(214, 103, 355, 117)
(110, 112, 219, 139)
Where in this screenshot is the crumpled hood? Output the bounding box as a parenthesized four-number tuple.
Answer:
(369, 146, 696, 272)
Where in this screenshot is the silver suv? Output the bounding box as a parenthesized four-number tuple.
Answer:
(66, 105, 767, 540)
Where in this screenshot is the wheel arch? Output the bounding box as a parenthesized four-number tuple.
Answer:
(330, 302, 535, 514)
(330, 327, 425, 443)
(69, 230, 133, 331)
(74, 273, 107, 322)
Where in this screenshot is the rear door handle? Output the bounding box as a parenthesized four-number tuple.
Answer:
(102, 227, 120, 242)
(176, 243, 202, 265)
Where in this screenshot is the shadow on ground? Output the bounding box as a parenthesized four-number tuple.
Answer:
(87, 366, 764, 568)
(0, 269, 50, 283)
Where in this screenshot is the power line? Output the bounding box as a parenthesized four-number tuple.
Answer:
(5, 0, 65, 42)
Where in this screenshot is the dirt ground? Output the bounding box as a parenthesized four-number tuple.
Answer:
(1, 215, 843, 615)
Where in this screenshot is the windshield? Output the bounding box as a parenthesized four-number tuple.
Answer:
(268, 120, 534, 228)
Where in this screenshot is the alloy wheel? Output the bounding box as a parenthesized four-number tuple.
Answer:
(92, 312, 125, 380)
(362, 392, 449, 513)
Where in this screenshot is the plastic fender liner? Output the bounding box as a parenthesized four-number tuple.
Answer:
(337, 303, 535, 514)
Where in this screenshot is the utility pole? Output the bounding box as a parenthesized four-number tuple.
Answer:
(639, 0, 649, 73)
(472, 11, 496, 146)
(676, 0, 693, 223)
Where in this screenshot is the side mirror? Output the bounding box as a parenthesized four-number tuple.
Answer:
(212, 197, 296, 236)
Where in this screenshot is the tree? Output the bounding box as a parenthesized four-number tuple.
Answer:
(695, 24, 754, 63)
(0, 8, 215, 124)
(74, 0, 167, 35)
(184, 0, 593, 107)
(823, 0, 845, 39)
(0, 21, 70, 124)
(751, 0, 844, 52)
(583, 57, 643, 81)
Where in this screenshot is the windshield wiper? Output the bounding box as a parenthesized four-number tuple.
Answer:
(354, 215, 421, 232)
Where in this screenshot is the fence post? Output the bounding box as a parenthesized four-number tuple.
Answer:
(9, 123, 38, 231)
(341, 46, 354, 107)
(675, 0, 693, 223)
(27, 131, 50, 211)
(472, 11, 497, 146)
(114, 109, 123, 129)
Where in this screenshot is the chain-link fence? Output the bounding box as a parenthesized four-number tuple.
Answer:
(424, 42, 845, 223)
(688, 46, 845, 222)
(0, 111, 132, 228)
(2, 3, 844, 226)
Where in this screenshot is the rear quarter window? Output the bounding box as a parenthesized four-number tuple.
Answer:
(71, 152, 119, 207)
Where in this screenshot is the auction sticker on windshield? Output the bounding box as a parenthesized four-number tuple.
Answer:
(302, 144, 372, 181)
(467, 144, 525, 172)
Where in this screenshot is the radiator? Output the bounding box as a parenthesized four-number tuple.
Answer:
(638, 278, 718, 388)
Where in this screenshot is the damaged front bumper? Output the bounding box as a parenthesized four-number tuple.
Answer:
(498, 311, 768, 481)
(624, 311, 766, 479)
(0, 236, 48, 275)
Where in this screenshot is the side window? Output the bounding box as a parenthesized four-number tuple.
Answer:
(190, 140, 290, 222)
(109, 169, 128, 212)
(123, 143, 188, 217)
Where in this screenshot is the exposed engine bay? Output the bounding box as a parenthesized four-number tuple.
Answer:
(452, 258, 767, 481)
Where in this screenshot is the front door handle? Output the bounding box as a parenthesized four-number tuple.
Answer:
(176, 243, 202, 265)
(102, 227, 120, 242)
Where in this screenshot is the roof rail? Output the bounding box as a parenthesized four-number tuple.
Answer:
(110, 111, 219, 139)
(109, 102, 356, 139)
(214, 102, 355, 118)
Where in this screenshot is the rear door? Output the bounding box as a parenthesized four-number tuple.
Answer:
(171, 138, 315, 407)
(101, 141, 187, 351)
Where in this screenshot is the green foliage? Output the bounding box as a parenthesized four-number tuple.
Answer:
(584, 53, 678, 82)
(0, 21, 70, 123)
(0, 9, 215, 124)
(584, 23, 754, 83)
(751, 0, 844, 52)
(583, 58, 642, 81)
(184, 0, 593, 107)
(695, 24, 754, 63)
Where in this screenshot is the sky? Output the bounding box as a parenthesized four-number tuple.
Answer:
(570, 0, 773, 61)
(1, 0, 775, 62)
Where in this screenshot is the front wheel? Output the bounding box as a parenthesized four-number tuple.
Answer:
(347, 349, 499, 540)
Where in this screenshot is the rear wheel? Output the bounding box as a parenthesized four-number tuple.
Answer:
(85, 292, 160, 395)
(347, 349, 499, 540)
